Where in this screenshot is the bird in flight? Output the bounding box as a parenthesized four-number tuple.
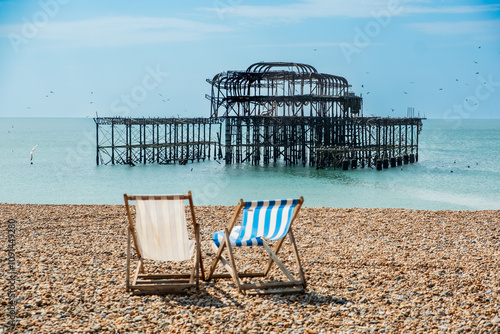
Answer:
(30, 145, 38, 164)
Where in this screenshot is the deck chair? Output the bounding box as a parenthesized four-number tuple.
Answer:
(124, 192, 204, 294)
(207, 197, 306, 295)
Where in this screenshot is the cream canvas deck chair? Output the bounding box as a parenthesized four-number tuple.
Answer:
(124, 192, 204, 294)
(207, 197, 306, 295)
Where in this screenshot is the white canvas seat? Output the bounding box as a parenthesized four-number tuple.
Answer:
(124, 192, 204, 294)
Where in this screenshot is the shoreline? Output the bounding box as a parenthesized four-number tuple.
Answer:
(1, 204, 499, 333)
(2, 202, 498, 211)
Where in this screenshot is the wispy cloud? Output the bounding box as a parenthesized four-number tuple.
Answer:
(247, 41, 384, 48)
(199, 0, 500, 21)
(402, 3, 500, 15)
(199, 0, 400, 20)
(409, 19, 500, 35)
(0, 16, 232, 47)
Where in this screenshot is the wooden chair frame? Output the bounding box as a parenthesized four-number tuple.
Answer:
(124, 192, 205, 294)
(206, 197, 306, 295)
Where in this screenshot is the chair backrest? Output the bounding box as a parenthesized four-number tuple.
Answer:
(126, 195, 195, 262)
(234, 199, 301, 246)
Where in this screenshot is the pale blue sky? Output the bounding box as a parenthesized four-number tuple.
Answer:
(0, 0, 499, 119)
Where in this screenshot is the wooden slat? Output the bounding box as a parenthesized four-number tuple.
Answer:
(193, 221, 204, 282)
(288, 229, 307, 288)
(126, 194, 189, 201)
(207, 236, 227, 280)
(126, 227, 131, 292)
(130, 283, 196, 295)
(132, 259, 143, 286)
(219, 255, 235, 278)
(262, 239, 298, 284)
(263, 236, 285, 275)
(210, 273, 266, 279)
(190, 198, 205, 282)
(137, 274, 192, 279)
(224, 228, 242, 291)
(136, 279, 193, 284)
(124, 194, 143, 262)
(132, 282, 197, 288)
(211, 242, 219, 254)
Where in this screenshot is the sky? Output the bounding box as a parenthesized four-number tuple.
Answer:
(0, 0, 499, 120)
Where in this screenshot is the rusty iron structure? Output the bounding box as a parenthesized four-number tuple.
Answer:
(95, 117, 222, 165)
(95, 62, 424, 170)
(207, 62, 362, 118)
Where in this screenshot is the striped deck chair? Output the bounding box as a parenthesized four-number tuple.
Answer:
(124, 192, 204, 294)
(207, 197, 306, 295)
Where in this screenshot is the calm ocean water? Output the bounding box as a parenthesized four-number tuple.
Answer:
(0, 118, 499, 210)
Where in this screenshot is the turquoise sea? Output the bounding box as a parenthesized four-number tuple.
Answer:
(0, 118, 499, 210)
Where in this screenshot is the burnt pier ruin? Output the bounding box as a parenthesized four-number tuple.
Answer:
(95, 62, 424, 170)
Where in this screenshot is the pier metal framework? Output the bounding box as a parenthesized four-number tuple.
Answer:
(208, 62, 423, 169)
(94, 62, 424, 170)
(95, 117, 222, 165)
(221, 116, 422, 169)
(314, 116, 423, 169)
(207, 62, 362, 118)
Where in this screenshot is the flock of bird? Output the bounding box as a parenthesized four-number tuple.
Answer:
(27, 91, 172, 117)
(358, 45, 490, 114)
(25, 46, 495, 116)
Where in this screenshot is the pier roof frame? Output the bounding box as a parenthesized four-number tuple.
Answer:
(208, 62, 362, 118)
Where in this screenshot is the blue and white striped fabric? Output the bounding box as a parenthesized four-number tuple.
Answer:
(213, 199, 299, 247)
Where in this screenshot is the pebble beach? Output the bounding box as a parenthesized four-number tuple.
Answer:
(1, 203, 499, 333)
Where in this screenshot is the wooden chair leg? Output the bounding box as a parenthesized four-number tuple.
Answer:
(195, 223, 205, 281)
(288, 230, 306, 287)
(262, 239, 298, 284)
(263, 237, 286, 276)
(207, 235, 227, 281)
(133, 259, 143, 286)
(126, 227, 131, 292)
(224, 229, 242, 292)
